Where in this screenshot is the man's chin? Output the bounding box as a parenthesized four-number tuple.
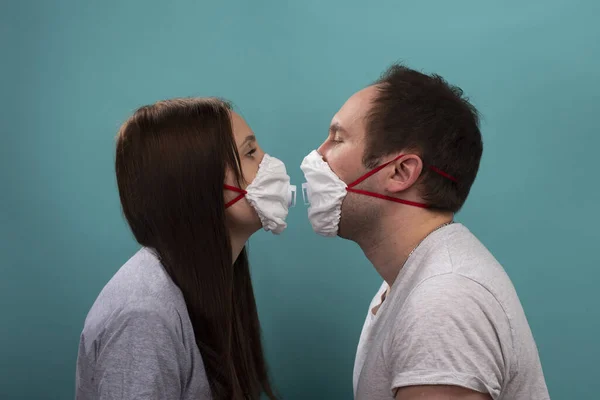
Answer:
(337, 221, 353, 241)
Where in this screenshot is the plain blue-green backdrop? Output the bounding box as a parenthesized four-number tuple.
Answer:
(2, 0, 599, 399)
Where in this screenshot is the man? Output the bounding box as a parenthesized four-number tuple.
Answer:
(301, 65, 550, 399)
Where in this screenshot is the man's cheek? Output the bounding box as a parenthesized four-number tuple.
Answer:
(331, 163, 350, 183)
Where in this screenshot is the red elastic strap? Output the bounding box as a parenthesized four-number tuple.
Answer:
(347, 154, 457, 188)
(346, 188, 429, 208)
(347, 155, 405, 188)
(224, 185, 247, 208)
(345, 154, 457, 208)
(429, 166, 457, 182)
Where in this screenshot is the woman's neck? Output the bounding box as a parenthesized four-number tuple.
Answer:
(229, 230, 250, 263)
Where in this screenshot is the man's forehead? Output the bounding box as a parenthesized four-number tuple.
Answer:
(333, 86, 379, 132)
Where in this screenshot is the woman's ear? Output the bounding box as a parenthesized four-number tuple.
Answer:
(385, 154, 423, 194)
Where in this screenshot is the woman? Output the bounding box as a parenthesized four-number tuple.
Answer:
(76, 98, 294, 399)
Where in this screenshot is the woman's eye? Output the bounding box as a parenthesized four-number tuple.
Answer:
(247, 148, 257, 156)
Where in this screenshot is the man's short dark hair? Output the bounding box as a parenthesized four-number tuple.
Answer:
(365, 64, 483, 212)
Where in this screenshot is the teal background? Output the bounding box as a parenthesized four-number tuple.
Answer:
(1, 0, 599, 399)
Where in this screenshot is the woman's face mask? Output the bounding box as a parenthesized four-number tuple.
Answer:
(225, 154, 296, 235)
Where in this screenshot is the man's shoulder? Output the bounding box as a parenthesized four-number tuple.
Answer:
(442, 224, 503, 271)
(428, 224, 516, 303)
(403, 272, 506, 316)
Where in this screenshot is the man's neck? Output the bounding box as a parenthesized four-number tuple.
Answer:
(356, 210, 454, 287)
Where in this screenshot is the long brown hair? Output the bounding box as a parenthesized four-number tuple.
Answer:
(115, 98, 276, 400)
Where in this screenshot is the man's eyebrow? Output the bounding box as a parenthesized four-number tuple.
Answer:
(330, 122, 346, 133)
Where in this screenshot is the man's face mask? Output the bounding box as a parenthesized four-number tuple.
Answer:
(300, 150, 456, 237)
(224, 154, 296, 235)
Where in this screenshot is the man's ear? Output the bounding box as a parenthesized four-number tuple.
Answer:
(385, 154, 423, 194)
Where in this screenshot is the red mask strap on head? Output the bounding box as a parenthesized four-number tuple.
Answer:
(429, 166, 457, 182)
(347, 154, 405, 188)
(224, 184, 247, 208)
(346, 188, 430, 208)
(346, 154, 457, 208)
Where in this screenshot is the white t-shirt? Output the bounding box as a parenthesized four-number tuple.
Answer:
(353, 223, 550, 400)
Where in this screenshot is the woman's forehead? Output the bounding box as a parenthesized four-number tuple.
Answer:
(230, 111, 255, 145)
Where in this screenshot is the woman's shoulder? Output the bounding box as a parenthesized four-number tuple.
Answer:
(82, 248, 189, 342)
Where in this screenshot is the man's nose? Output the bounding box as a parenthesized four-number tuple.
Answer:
(317, 142, 327, 162)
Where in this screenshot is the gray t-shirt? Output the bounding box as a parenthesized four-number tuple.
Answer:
(76, 248, 211, 399)
(353, 223, 549, 400)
